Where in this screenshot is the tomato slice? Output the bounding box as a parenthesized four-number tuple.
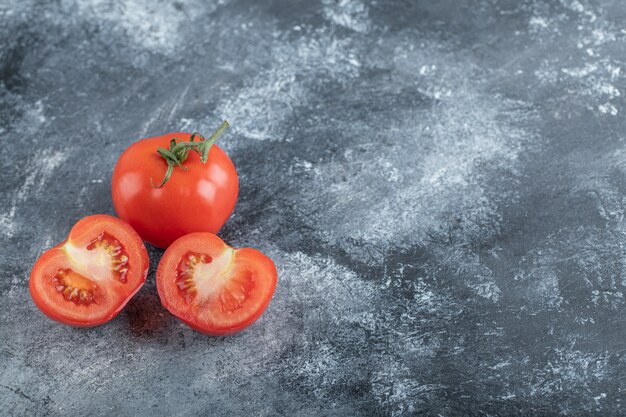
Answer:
(29, 215, 149, 327)
(156, 233, 277, 335)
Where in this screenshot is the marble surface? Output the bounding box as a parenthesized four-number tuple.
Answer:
(2, 0, 626, 415)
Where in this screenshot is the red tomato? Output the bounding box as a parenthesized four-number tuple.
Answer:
(111, 123, 238, 249)
(156, 232, 277, 335)
(29, 214, 149, 327)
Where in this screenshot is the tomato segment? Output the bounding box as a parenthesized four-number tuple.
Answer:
(29, 215, 149, 327)
(53, 269, 99, 305)
(157, 233, 277, 335)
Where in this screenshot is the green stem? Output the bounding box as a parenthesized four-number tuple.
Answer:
(151, 163, 174, 188)
(151, 120, 229, 188)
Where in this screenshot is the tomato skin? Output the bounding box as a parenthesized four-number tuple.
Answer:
(29, 215, 149, 327)
(156, 233, 277, 336)
(111, 132, 238, 249)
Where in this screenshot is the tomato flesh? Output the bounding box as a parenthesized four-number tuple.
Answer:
(157, 233, 277, 335)
(29, 215, 149, 327)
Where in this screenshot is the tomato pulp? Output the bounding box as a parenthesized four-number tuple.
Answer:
(111, 127, 238, 249)
(29, 215, 149, 327)
(157, 233, 277, 335)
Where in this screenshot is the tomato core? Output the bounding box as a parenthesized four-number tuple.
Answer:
(61, 232, 130, 287)
(175, 247, 256, 313)
(53, 269, 98, 305)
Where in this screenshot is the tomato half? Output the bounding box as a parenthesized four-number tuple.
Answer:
(111, 126, 238, 249)
(156, 233, 277, 335)
(29, 215, 149, 327)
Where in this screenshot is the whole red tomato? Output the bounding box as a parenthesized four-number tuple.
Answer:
(111, 122, 238, 248)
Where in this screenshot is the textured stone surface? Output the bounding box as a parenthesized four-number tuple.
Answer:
(2, 0, 626, 415)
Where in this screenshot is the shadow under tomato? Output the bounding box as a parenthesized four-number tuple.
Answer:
(123, 291, 172, 338)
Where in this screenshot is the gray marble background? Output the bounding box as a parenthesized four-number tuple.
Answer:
(1, 0, 626, 415)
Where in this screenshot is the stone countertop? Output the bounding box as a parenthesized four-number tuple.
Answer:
(1, 1, 626, 416)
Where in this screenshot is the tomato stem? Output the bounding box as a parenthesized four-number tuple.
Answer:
(151, 120, 229, 188)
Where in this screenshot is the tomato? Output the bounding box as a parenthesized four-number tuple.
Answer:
(29, 214, 149, 327)
(111, 122, 238, 249)
(156, 232, 277, 335)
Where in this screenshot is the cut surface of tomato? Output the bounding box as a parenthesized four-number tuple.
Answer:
(157, 233, 277, 335)
(29, 215, 149, 327)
